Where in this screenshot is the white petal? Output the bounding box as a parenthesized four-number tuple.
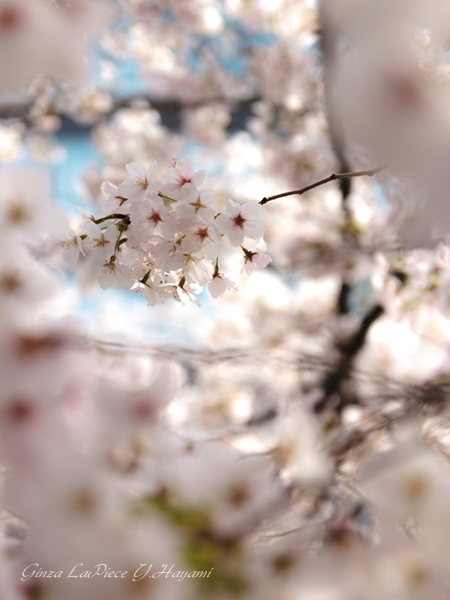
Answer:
(225, 199, 242, 217)
(126, 162, 146, 179)
(98, 264, 116, 289)
(208, 277, 226, 298)
(101, 181, 117, 199)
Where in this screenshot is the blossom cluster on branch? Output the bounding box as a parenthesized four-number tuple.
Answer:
(4, 0, 450, 599)
(65, 158, 271, 305)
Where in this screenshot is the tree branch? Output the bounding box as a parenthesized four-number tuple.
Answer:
(94, 213, 130, 225)
(260, 166, 385, 205)
(314, 304, 385, 414)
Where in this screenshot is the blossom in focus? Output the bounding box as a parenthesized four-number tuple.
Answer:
(97, 260, 134, 290)
(208, 267, 238, 298)
(241, 239, 272, 276)
(129, 197, 170, 243)
(70, 160, 271, 306)
(118, 161, 161, 203)
(62, 230, 86, 268)
(182, 222, 221, 260)
(100, 181, 129, 214)
(215, 199, 265, 246)
(175, 189, 216, 223)
(160, 158, 206, 203)
(81, 221, 119, 271)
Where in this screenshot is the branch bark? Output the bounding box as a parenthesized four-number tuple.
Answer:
(260, 166, 385, 205)
(314, 304, 385, 414)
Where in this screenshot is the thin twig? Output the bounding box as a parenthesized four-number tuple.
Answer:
(260, 166, 385, 205)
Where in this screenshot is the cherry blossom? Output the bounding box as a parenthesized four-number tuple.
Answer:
(118, 162, 161, 204)
(208, 266, 238, 298)
(215, 199, 265, 246)
(97, 261, 134, 291)
(240, 239, 272, 275)
(0, 168, 57, 241)
(68, 158, 271, 305)
(175, 189, 216, 223)
(0, 0, 112, 93)
(100, 181, 129, 214)
(129, 197, 170, 243)
(80, 222, 119, 272)
(160, 158, 206, 203)
(182, 222, 221, 260)
(61, 230, 85, 268)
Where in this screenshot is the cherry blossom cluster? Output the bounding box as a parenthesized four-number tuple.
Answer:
(65, 158, 272, 306)
(0, 0, 112, 94)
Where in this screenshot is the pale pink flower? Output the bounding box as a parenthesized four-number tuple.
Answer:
(129, 197, 170, 243)
(152, 240, 185, 271)
(81, 221, 118, 271)
(176, 285, 201, 307)
(132, 276, 170, 307)
(215, 199, 264, 246)
(118, 162, 160, 203)
(182, 254, 214, 286)
(62, 231, 85, 268)
(208, 269, 238, 298)
(0, 168, 55, 241)
(240, 239, 272, 276)
(160, 158, 205, 203)
(181, 222, 221, 260)
(97, 261, 134, 290)
(100, 181, 129, 214)
(175, 189, 216, 223)
(0, 1, 77, 92)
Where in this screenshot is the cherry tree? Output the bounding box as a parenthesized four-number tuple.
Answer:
(1, 1, 450, 599)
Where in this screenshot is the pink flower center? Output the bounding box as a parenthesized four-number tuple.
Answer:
(384, 72, 425, 111)
(148, 210, 163, 224)
(0, 5, 23, 31)
(93, 235, 109, 248)
(132, 401, 156, 421)
(6, 399, 35, 423)
(233, 214, 246, 229)
(192, 197, 205, 212)
(195, 227, 209, 241)
(244, 250, 256, 263)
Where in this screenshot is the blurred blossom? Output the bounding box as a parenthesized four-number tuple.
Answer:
(0, 122, 23, 162)
(0, 0, 113, 93)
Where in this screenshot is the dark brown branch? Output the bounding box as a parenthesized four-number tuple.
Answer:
(318, 2, 352, 202)
(94, 214, 130, 225)
(336, 282, 351, 315)
(314, 304, 385, 414)
(260, 166, 385, 205)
